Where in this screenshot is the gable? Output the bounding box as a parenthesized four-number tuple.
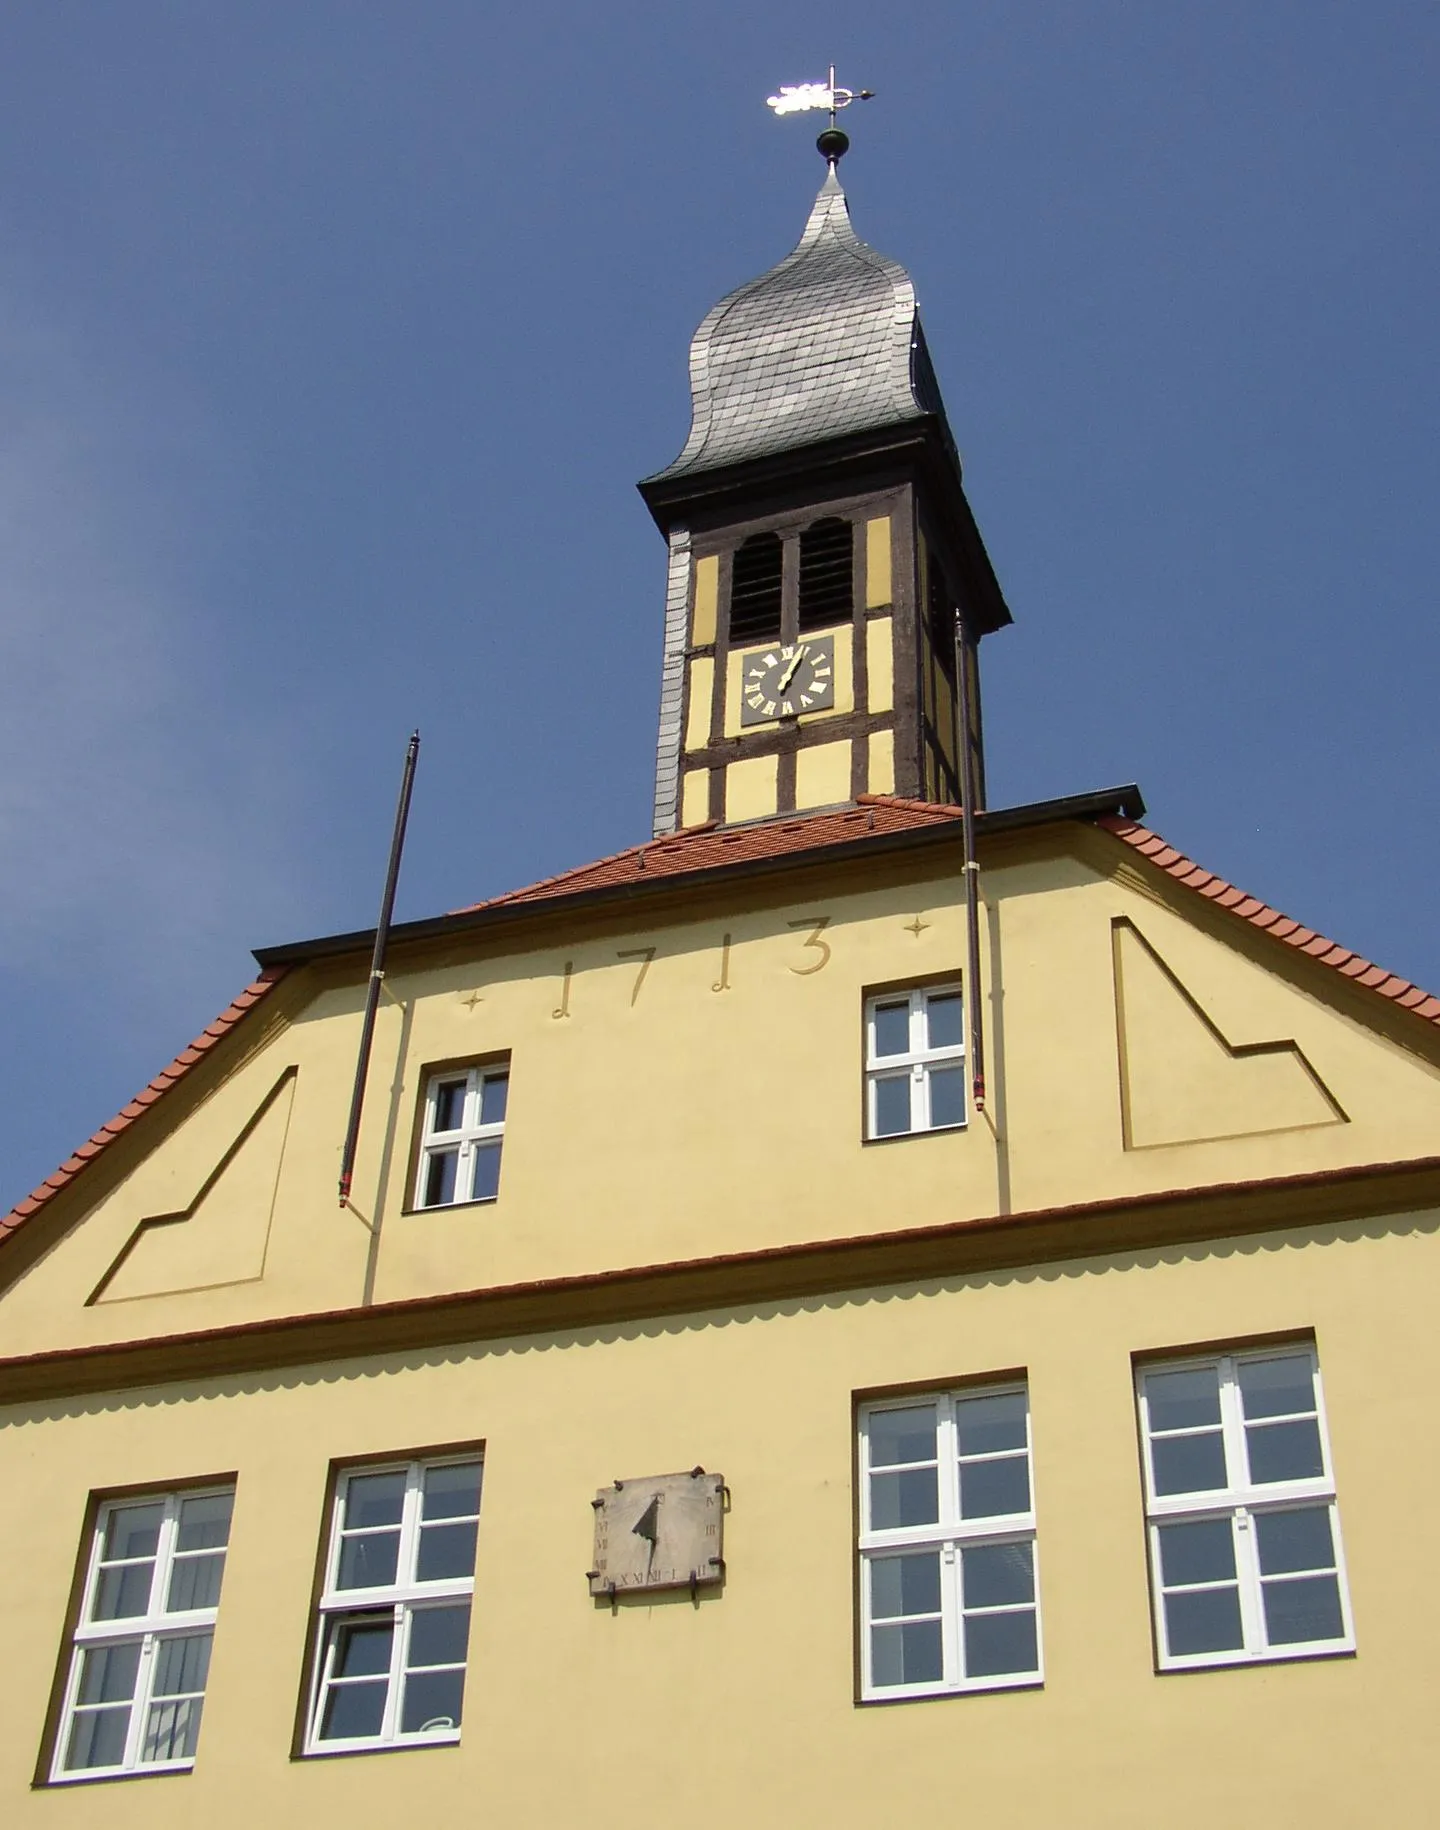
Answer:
(4, 813, 1440, 1365)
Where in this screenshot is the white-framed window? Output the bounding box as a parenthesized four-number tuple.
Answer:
(52, 1485, 235, 1782)
(305, 1456, 482, 1754)
(414, 1062, 509, 1208)
(858, 1384, 1041, 1699)
(864, 984, 965, 1139)
(1137, 1345, 1354, 1671)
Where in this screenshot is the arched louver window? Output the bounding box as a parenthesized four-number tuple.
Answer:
(798, 517, 853, 631)
(729, 533, 783, 644)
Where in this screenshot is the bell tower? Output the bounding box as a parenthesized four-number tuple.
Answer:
(640, 144, 1012, 836)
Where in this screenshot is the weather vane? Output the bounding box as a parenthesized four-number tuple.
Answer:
(766, 64, 874, 164)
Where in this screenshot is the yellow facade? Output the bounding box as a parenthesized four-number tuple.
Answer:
(4, 815, 1440, 1823)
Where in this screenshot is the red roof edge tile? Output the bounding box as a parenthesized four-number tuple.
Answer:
(0, 969, 287, 1247)
(1098, 816, 1440, 1035)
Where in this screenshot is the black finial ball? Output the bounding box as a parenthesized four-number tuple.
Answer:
(816, 127, 849, 163)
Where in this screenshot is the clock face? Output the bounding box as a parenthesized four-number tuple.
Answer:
(740, 635, 836, 726)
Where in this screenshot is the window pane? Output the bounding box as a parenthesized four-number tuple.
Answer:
(143, 1697, 203, 1764)
(344, 1472, 407, 1530)
(962, 1541, 1033, 1608)
(960, 1456, 1030, 1519)
(152, 1633, 212, 1697)
(176, 1492, 233, 1553)
(409, 1603, 471, 1668)
(337, 1532, 401, 1590)
(1245, 1418, 1324, 1485)
(925, 993, 963, 1051)
(870, 1552, 941, 1620)
(1145, 1366, 1221, 1433)
(102, 1502, 164, 1564)
(401, 1666, 466, 1735)
(1254, 1507, 1334, 1576)
(1151, 1431, 1228, 1496)
(423, 1462, 483, 1521)
(1238, 1354, 1315, 1421)
(869, 1406, 937, 1468)
(1157, 1518, 1236, 1588)
(872, 1002, 910, 1059)
(64, 1706, 131, 1771)
(416, 1520, 479, 1582)
(872, 1075, 911, 1137)
(871, 1620, 943, 1688)
(95, 1562, 156, 1620)
(479, 1073, 509, 1126)
(870, 1467, 940, 1530)
(956, 1391, 1027, 1457)
(334, 1618, 395, 1678)
(964, 1610, 1038, 1678)
(77, 1641, 141, 1705)
(423, 1148, 460, 1207)
(1164, 1586, 1244, 1657)
(320, 1680, 388, 1742)
(168, 1551, 226, 1612)
(1262, 1574, 1344, 1645)
(469, 1142, 502, 1203)
(927, 1067, 965, 1129)
(432, 1080, 467, 1132)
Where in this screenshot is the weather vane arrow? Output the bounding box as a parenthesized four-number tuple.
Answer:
(767, 64, 874, 165)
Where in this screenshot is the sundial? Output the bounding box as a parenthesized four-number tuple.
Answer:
(588, 1469, 725, 1598)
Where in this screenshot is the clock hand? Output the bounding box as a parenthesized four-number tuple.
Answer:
(776, 643, 807, 693)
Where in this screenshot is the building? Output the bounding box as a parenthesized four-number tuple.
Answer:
(4, 138, 1440, 1826)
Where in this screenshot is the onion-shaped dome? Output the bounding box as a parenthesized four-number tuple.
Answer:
(649, 167, 952, 482)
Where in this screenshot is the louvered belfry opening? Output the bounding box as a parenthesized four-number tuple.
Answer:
(798, 517, 853, 631)
(729, 532, 783, 644)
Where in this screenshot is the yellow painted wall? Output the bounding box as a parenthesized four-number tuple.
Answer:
(865, 515, 892, 608)
(724, 629, 853, 738)
(867, 729, 895, 795)
(685, 655, 714, 751)
(680, 769, 710, 829)
(4, 1210, 1439, 1827)
(723, 753, 778, 823)
(7, 826, 1440, 1359)
(865, 616, 893, 714)
(794, 739, 852, 811)
(691, 555, 719, 646)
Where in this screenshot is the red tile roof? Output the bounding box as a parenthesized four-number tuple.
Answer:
(1099, 816, 1440, 1026)
(6, 800, 1439, 1256)
(0, 971, 286, 1248)
(446, 796, 964, 915)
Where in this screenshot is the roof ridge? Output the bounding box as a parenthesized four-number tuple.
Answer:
(1098, 816, 1440, 1027)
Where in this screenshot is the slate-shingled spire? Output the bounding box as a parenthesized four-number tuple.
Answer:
(650, 167, 952, 482)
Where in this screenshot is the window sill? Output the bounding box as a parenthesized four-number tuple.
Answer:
(863, 1122, 967, 1148)
(301, 1732, 462, 1761)
(1157, 1641, 1355, 1676)
(401, 1195, 499, 1218)
(858, 1675, 1043, 1705)
(46, 1762, 193, 1788)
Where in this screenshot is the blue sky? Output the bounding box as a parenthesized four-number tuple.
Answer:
(1, 2, 1436, 1213)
